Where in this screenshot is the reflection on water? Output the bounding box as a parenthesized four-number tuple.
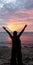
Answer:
(20, 35, 33, 44)
(0, 32, 33, 47)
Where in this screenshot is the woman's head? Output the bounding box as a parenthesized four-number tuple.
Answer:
(13, 31, 17, 36)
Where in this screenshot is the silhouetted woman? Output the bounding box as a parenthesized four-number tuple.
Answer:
(3, 25, 27, 65)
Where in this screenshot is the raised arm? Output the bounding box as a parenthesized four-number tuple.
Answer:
(3, 26, 13, 39)
(18, 25, 27, 37)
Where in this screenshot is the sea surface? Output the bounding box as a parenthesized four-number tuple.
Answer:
(0, 32, 33, 47)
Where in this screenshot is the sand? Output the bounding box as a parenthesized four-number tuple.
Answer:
(0, 46, 11, 65)
(0, 46, 33, 65)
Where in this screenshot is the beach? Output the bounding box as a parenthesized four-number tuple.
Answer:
(0, 46, 11, 65)
(0, 46, 33, 65)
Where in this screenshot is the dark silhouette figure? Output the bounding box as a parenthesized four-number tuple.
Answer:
(3, 25, 27, 65)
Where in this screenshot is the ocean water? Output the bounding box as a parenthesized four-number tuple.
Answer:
(0, 32, 33, 47)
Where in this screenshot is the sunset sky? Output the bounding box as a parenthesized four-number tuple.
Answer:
(0, 0, 33, 32)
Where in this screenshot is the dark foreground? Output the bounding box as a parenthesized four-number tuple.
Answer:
(0, 46, 33, 65)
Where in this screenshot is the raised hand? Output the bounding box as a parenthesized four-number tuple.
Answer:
(25, 25, 27, 28)
(18, 25, 27, 37)
(2, 26, 12, 38)
(3, 26, 6, 30)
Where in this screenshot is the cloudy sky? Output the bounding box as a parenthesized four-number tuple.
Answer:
(0, 0, 33, 32)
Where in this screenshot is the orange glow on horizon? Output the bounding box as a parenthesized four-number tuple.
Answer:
(6, 21, 33, 32)
(7, 22, 25, 32)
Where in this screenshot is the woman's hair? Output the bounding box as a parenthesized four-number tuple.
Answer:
(13, 31, 17, 36)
